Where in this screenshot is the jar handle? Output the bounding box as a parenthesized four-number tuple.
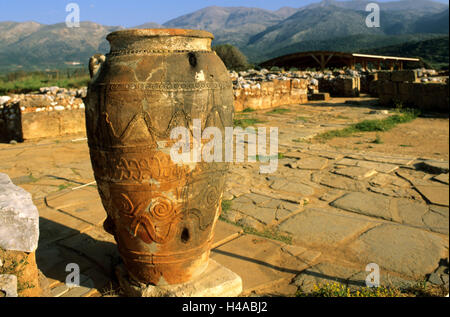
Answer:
(89, 54, 106, 79)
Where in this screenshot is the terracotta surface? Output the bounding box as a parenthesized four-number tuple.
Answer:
(85, 28, 234, 285)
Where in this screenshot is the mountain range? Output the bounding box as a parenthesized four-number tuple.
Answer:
(0, 0, 448, 72)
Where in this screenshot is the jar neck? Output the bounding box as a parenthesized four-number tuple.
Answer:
(107, 29, 213, 52)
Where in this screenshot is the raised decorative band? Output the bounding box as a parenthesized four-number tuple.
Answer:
(107, 49, 211, 57)
(97, 81, 232, 91)
(118, 239, 212, 264)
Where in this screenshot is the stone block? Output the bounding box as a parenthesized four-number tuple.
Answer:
(117, 259, 243, 297)
(377, 72, 391, 81)
(21, 109, 86, 140)
(348, 224, 447, 279)
(391, 70, 417, 83)
(0, 274, 18, 297)
(278, 207, 373, 248)
(0, 173, 39, 253)
(309, 93, 330, 101)
(379, 81, 398, 95)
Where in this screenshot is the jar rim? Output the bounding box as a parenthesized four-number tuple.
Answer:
(107, 28, 214, 41)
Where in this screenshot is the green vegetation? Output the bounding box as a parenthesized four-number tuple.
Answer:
(27, 174, 40, 183)
(296, 282, 400, 297)
(256, 33, 446, 66)
(267, 108, 290, 115)
(365, 36, 449, 70)
(241, 108, 256, 113)
(0, 69, 89, 94)
(296, 116, 308, 122)
(233, 118, 265, 129)
(316, 109, 420, 141)
(249, 153, 285, 162)
(296, 281, 448, 297)
(58, 183, 73, 191)
(212, 44, 249, 71)
(221, 200, 232, 213)
(240, 225, 292, 245)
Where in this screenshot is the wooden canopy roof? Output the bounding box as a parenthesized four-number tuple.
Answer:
(260, 51, 421, 70)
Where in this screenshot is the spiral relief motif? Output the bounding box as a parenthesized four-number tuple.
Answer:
(149, 196, 175, 223)
(204, 186, 219, 209)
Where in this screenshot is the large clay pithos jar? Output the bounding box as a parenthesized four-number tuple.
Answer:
(85, 29, 234, 285)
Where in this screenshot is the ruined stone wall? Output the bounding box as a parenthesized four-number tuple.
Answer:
(371, 70, 449, 113)
(360, 74, 377, 94)
(318, 77, 360, 97)
(0, 88, 86, 142)
(0, 106, 87, 142)
(233, 78, 308, 112)
(0, 79, 311, 142)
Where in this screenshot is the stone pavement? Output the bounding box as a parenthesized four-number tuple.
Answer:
(0, 97, 448, 296)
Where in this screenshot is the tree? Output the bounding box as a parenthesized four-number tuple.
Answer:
(212, 44, 248, 71)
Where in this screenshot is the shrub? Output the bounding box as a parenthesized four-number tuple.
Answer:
(212, 44, 248, 71)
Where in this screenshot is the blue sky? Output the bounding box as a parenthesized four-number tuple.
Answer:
(0, 0, 448, 27)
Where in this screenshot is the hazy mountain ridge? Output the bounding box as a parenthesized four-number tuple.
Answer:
(163, 6, 287, 47)
(0, 0, 448, 72)
(0, 22, 122, 71)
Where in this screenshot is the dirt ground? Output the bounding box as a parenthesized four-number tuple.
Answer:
(319, 117, 449, 160)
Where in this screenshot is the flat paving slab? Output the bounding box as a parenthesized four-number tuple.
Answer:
(277, 207, 373, 248)
(332, 166, 377, 180)
(212, 221, 243, 249)
(38, 205, 92, 247)
(331, 192, 392, 221)
(211, 234, 307, 293)
(414, 184, 449, 207)
(45, 187, 106, 226)
(348, 224, 448, 279)
(57, 227, 119, 276)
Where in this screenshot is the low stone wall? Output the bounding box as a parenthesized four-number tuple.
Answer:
(371, 70, 449, 113)
(0, 86, 87, 142)
(233, 78, 308, 112)
(318, 77, 360, 97)
(360, 73, 377, 94)
(0, 103, 86, 142)
(1, 79, 310, 142)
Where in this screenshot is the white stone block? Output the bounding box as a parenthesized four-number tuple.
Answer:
(0, 173, 39, 253)
(0, 274, 18, 297)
